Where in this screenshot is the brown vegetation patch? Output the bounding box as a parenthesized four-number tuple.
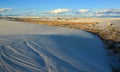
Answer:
(17, 18, 97, 26)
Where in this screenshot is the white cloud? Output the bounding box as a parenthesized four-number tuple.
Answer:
(96, 9, 120, 14)
(0, 8, 13, 12)
(88, 14, 95, 17)
(73, 9, 89, 14)
(78, 9, 89, 13)
(96, 14, 105, 17)
(108, 14, 120, 16)
(50, 8, 70, 14)
(95, 9, 120, 17)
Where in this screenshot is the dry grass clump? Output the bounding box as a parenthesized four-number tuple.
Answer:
(99, 26, 120, 41)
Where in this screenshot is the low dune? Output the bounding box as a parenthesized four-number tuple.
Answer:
(0, 19, 112, 72)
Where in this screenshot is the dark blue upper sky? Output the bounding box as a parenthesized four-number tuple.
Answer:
(0, 0, 120, 9)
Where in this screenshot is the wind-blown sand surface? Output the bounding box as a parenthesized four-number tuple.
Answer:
(0, 20, 112, 72)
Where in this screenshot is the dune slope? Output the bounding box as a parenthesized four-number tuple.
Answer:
(0, 20, 111, 72)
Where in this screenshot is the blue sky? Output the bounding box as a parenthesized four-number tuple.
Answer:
(0, 0, 120, 17)
(0, 0, 120, 9)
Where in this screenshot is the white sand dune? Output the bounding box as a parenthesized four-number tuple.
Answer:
(0, 20, 112, 72)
